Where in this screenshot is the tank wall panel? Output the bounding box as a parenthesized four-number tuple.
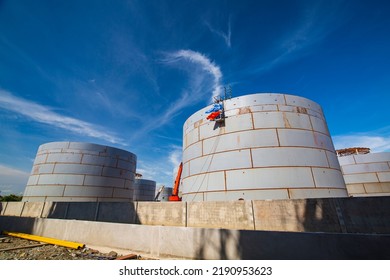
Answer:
(378, 172, 390, 182)
(252, 147, 329, 168)
(278, 129, 334, 151)
(312, 168, 346, 188)
(23, 185, 65, 197)
(342, 163, 390, 174)
(183, 141, 202, 163)
(182, 171, 226, 193)
(38, 174, 85, 186)
(354, 153, 390, 164)
(32, 164, 55, 174)
(189, 149, 252, 175)
(344, 173, 379, 184)
(226, 167, 315, 189)
(253, 111, 312, 130)
(224, 113, 254, 134)
(202, 129, 279, 155)
(53, 163, 103, 176)
(288, 188, 348, 199)
(64, 185, 113, 197)
(310, 115, 329, 134)
(184, 127, 199, 147)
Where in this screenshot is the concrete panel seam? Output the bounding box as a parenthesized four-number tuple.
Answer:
(39, 202, 46, 218)
(251, 200, 256, 230)
(19, 202, 26, 217)
(94, 202, 100, 221)
(64, 203, 69, 219)
(333, 199, 347, 233)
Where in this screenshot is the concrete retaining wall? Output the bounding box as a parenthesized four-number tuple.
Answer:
(0, 216, 389, 259)
(2, 196, 390, 234)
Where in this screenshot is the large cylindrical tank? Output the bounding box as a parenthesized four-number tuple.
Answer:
(182, 93, 348, 201)
(23, 142, 136, 202)
(133, 179, 157, 201)
(338, 151, 390, 197)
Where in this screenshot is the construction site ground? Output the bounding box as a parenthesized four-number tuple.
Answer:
(0, 234, 156, 260)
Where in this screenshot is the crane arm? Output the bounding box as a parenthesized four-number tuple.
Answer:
(169, 162, 183, 201)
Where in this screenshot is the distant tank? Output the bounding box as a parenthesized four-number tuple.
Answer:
(23, 142, 136, 202)
(181, 93, 348, 201)
(133, 178, 157, 201)
(337, 148, 390, 197)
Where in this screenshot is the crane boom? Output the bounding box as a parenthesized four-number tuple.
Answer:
(169, 162, 183, 201)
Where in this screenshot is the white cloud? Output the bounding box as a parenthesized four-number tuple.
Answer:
(0, 164, 30, 195)
(332, 134, 390, 153)
(129, 50, 223, 142)
(0, 89, 126, 146)
(164, 49, 223, 102)
(168, 145, 182, 168)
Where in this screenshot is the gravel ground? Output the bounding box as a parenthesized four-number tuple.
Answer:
(0, 235, 143, 260)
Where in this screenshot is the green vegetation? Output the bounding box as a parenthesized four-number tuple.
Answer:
(0, 194, 23, 201)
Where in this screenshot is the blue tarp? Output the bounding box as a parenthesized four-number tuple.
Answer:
(205, 103, 223, 113)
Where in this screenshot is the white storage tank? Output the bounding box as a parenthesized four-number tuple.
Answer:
(337, 149, 390, 197)
(133, 179, 157, 201)
(182, 93, 348, 201)
(23, 142, 136, 202)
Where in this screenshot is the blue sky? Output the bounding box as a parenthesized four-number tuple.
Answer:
(1, 0, 389, 195)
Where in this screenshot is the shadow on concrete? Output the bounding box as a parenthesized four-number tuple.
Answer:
(0, 216, 37, 235)
(194, 225, 390, 260)
(238, 230, 390, 260)
(46, 201, 138, 224)
(194, 197, 390, 260)
(295, 198, 342, 233)
(196, 228, 241, 260)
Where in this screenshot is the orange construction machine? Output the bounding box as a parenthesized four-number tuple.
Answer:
(168, 162, 183, 201)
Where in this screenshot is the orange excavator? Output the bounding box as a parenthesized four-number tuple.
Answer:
(168, 162, 183, 201)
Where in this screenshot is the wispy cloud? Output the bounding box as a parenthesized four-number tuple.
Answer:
(0, 89, 126, 145)
(163, 49, 223, 102)
(129, 50, 223, 142)
(0, 164, 30, 195)
(204, 17, 232, 48)
(333, 127, 390, 153)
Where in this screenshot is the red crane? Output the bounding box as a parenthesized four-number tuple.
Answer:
(169, 162, 183, 201)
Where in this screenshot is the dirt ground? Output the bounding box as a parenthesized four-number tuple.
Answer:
(0, 234, 147, 260)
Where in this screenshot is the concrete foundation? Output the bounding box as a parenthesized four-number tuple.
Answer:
(1, 197, 390, 259)
(0, 216, 389, 259)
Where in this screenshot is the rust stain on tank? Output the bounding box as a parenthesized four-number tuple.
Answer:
(194, 119, 203, 128)
(282, 112, 291, 128)
(296, 107, 308, 114)
(238, 106, 252, 114)
(33, 165, 40, 174)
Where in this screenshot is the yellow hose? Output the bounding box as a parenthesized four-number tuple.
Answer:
(2, 231, 85, 249)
